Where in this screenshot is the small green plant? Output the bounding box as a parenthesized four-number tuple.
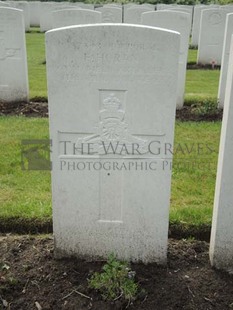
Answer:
(0, 262, 18, 288)
(88, 254, 138, 302)
(191, 99, 219, 116)
(189, 45, 198, 50)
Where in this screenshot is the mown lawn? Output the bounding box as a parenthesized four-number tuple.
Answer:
(0, 117, 221, 227)
(0, 117, 51, 219)
(171, 121, 220, 226)
(26, 32, 47, 99)
(185, 69, 220, 101)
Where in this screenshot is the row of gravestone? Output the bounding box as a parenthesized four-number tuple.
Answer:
(2, 5, 233, 110)
(2, 1, 233, 75)
(0, 6, 191, 108)
(44, 22, 233, 273)
(1, 5, 233, 273)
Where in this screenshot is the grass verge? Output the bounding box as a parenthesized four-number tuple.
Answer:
(0, 117, 221, 238)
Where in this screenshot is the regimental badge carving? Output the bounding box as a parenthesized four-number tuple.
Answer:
(102, 12, 116, 23)
(208, 12, 223, 25)
(0, 30, 21, 61)
(75, 91, 149, 156)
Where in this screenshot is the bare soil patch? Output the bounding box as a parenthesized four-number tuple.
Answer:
(1, 235, 233, 310)
(0, 101, 222, 122)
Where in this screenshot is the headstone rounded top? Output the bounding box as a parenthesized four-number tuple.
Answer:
(46, 22, 180, 37)
(0, 7, 23, 13)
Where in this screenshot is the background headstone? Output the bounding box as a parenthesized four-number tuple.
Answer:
(218, 13, 233, 108)
(191, 5, 208, 46)
(95, 7, 122, 23)
(28, 1, 41, 27)
(40, 2, 58, 32)
(10, 1, 30, 31)
(124, 6, 153, 24)
(142, 11, 191, 109)
(46, 24, 180, 263)
(74, 3, 94, 10)
(197, 8, 227, 65)
(0, 1, 9, 7)
(210, 34, 233, 273)
(53, 9, 101, 28)
(0, 8, 29, 102)
(40, 3, 76, 32)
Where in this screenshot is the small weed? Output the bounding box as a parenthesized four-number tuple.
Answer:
(0, 262, 18, 287)
(189, 45, 198, 50)
(88, 254, 139, 302)
(191, 100, 219, 117)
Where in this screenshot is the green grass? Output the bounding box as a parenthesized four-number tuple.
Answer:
(0, 117, 51, 219)
(26, 32, 47, 99)
(0, 117, 221, 227)
(188, 49, 197, 64)
(185, 69, 220, 101)
(171, 121, 221, 226)
(186, 48, 220, 102)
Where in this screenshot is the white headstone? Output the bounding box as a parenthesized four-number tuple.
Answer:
(220, 5, 233, 14)
(191, 5, 208, 46)
(166, 7, 192, 16)
(95, 7, 122, 23)
(197, 8, 227, 65)
(218, 13, 233, 108)
(10, 1, 30, 31)
(158, 4, 193, 16)
(40, 3, 76, 32)
(46, 24, 180, 263)
(75, 3, 94, 10)
(140, 4, 155, 10)
(124, 6, 153, 24)
(0, 8, 29, 102)
(142, 11, 191, 109)
(53, 9, 101, 28)
(40, 2, 58, 32)
(104, 4, 122, 8)
(123, 3, 137, 9)
(191, 5, 220, 46)
(28, 1, 41, 27)
(0, 1, 9, 7)
(210, 34, 233, 273)
(156, 4, 166, 10)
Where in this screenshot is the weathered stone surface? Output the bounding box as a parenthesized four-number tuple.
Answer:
(142, 10, 191, 108)
(28, 1, 41, 27)
(95, 7, 122, 23)
(53, 9, 101, 28)
(124, 6, 152, 24)
(218, 13, 233, 108)
(0, 8, 29, 103)
(210, 34, 233, 273)
(46, 24, 180, 263)
(197, 8, 227, 65)
(10, 1, 30, 31)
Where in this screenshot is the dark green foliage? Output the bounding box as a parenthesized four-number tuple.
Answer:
(88, 254, 139, 302)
